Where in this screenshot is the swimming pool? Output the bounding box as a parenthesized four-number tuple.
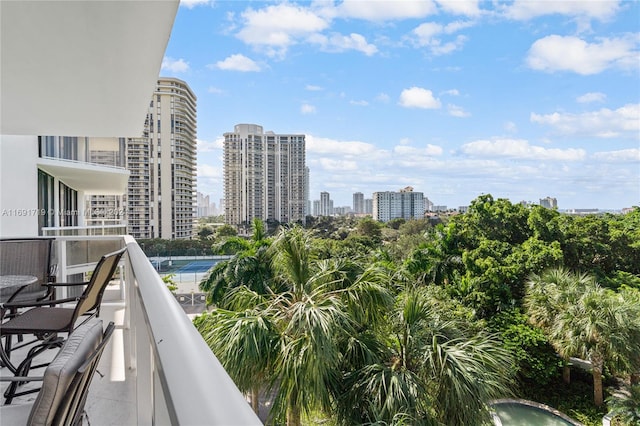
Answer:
(491, 399, 582, 426)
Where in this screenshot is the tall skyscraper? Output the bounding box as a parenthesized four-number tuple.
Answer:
(373, 186, 424, 222)
(197, 192, 212, 217)
(223, 124, 306, 227)
(304, 166, 311, 217)
(364, 198, 373, 215)
(127, 77, 197, 239)
(353, 192, 364, 214)
(319, 191, 334, 216)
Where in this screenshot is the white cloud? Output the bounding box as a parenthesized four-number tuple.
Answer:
(443, 89, 460, 96)
(398, 87, 441, 109)
(376, 93, 391, 103)
(213, 54, 261, 72)
(435, 0, 481, 17)
(161, 57, 189, 73)
(180, 0, 210, 9)
(310, 33, 378, 56)
(335, 0, 437, 21)
(526, 35, 639, 75)
(303, 133, 637, 209)
(207, 86, 224, 95)
(306, 135, 379, 156)
(393, 144, 443, 156)
(318, 158, 358, 171)
(531, 104, 640, 138)
(301, 103, 317, 114)
(504, 121, 518, 134)
(577, 92, 606, 104)
(197, 164, 222, 179)
(196, 137, 223, 153)
(413, 22, 442, 41)
(305, 84, 323, 91)
(447, 104, 470, 117)
(236, 3, 329, 56)
(504, 0, 620, 21)
(592, 149, 640, 163)
(411, 21, 472, 55)
(350, 100, 369, 106)
(431, 35, 468, 55)
(460, 138, 586, 161)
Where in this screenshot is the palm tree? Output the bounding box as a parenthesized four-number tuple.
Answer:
(197, 226, 393, 425)
(606, 384, 640, 425)
(553, 286, 640, 406)
(200, 218, 274, 305)
(526, 268, 640, 406)
(525, 268, 591, 383)
(403, 227, 462, 287)
(193, 304, 278, 413)
(267, 227, 393, 426)
(340, 287, 515, 425)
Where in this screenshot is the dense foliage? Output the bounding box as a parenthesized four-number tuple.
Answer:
(193, 197, 640, 425)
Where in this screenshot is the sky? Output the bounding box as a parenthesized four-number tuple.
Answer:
(161, 0, 640, 211)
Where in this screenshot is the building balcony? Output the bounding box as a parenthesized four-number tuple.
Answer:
(0, 235, 262, 425)
(37, 156, 130, 196)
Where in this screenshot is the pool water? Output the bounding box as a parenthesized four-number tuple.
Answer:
(493, 402, 576, 426)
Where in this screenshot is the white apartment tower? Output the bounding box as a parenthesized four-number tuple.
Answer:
(223, 124, 306, 227)
(304, 166, 311, 217)
(373, 186, 424, 222)
(319, 191, 333, 216)
(353, 192, 364, 214)
(127, 77, 197, 239)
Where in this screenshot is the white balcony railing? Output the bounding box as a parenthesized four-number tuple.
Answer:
(42, 224, 127, 237)
(52, 235, 262, 425)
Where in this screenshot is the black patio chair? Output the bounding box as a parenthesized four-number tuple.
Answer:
(0, 247, 126, 379)
(0, 319, 115, 425)
(0, 238, 55, 304)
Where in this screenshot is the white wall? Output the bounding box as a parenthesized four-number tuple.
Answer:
(0, 135, 39, 236)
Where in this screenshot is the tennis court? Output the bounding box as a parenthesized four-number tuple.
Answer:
(172, 260, 217, 274)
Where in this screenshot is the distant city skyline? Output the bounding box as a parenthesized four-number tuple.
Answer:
(162, 1, 639, 210)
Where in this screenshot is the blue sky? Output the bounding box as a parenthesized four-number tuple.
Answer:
(161, 0, 639, 211)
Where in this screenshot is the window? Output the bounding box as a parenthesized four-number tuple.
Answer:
(37, 170, 55, 233)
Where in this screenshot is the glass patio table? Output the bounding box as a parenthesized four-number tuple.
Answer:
(0, 275, 38, 303)
(0, 275, 38, 373)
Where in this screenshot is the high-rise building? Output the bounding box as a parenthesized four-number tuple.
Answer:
(373, 186, 424, 222)
(540, 196, 558, 209)
(424, 197, 434, 212)
(304, 166, 310, 217)
(197, 192, 212, 217)
(223, 124, 306, 227)
(85, 137, 128, 226)
(364, 198, 373, 215)
(318, 191, 334, 216)
(127, 77, 197, 239)
(353, 192, 364, 214)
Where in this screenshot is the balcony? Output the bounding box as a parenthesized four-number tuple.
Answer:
(0, 235, 262, 425)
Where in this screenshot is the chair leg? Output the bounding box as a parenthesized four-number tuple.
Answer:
(0, 335, 17, 374)
(3, 338, 64, 404)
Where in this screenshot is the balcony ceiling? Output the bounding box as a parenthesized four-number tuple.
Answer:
(0, 0, 178, 138)
(38, 158, 130, 195)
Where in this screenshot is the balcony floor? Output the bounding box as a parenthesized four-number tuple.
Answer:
(0, 285, 136, 425)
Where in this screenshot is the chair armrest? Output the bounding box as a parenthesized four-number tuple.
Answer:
(48, 281, 90, 287)
(2, 296, 81, 309)
(0, 376, 44, 382)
